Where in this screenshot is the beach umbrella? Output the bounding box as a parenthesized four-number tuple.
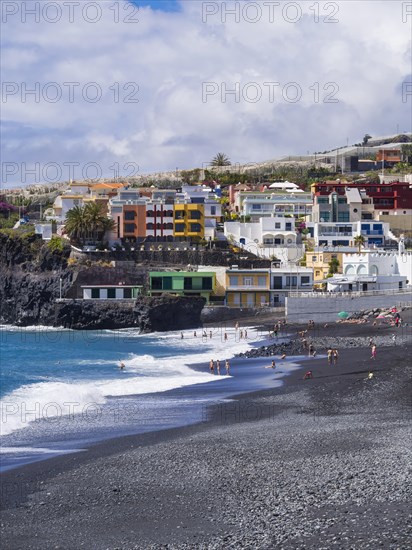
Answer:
(377, 314, 386, 319)
(338, 311, 350, 319)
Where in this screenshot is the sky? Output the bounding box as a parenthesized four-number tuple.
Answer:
(1, 0, 411, 187)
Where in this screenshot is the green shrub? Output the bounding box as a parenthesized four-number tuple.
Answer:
(47, 235, 65, 252)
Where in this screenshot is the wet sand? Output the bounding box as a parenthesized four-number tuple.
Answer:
(1, 318, 411, 549)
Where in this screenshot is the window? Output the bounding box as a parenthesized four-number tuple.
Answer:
(315, 270, 321, 277)
(202, 277, 213, 290)
(285, 223, 292, 230)
(258, 276, 267, 287)
(107, 288, 116, 299)
(190, 223, 202, 233)
(286, 276, 297, 287)
(124, 224, 135, 233)
(174, 223, 185, 233)
(312, 256, 317, 261)
(273, 294, 280, 303)
(243, 277, 253, 286)
(124, 211, 135, 220)
(146, 222, 154, 230)
(272, 276, 283, 289)
(163, 277, 172, 290)
(184, 278, 193, 290)
(190, 210, 201, 220)
(146, 210, 154, 218)
(275, 222, 281, 229)
(252, 204, 261, 210)
(301, 276, 310, 285)
(151, 277, 162, 290)
(210, 206, 216, 215)
(320, 211, 330, 221)
(123, 288, 132, 299)
(91, 288, 100, 299)
(175, 211, 185, 220)
(399, 281, 403, 289)
(229, 276, 238, 286)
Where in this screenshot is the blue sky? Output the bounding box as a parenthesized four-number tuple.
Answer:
(1, 1, 411, 187)
(131, 0, 181, 12)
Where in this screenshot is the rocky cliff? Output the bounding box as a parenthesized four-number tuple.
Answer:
(0, 232, 205, 331)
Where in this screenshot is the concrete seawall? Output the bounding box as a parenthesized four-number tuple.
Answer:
(286, 292, 412, 323)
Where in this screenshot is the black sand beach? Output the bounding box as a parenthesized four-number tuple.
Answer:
(1, 317, 411, 549)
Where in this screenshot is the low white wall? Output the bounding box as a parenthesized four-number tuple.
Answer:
(286, 292, 412, 323)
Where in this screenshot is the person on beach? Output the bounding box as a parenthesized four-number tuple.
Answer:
(235, 322, 239, 331)
(367, 371, 374, 380)
(203, 330, 207, 338)
(244, 329, 247, 339)
(216, 359, 221, 375)
(240, 329, 244, 339)
(265, 360, 276, 369)
(327, 348, 333, 365)
(303, 370, 313, 380)
(392, 334, 396, 344)
(209, 330, 213, 339)
(225, 360, 230, 374)
(274, 326, 278, 338)
(281, 353, 286, 360)
(181, 332, 184, 339)
(308, 343, 315, 356)
(224, 332, 228, 341)
(370, 344, 377, 360)
(119, 361, 125, 370)
(332, 349, 339, 365)
(209, 359, 215, 373)
(194, 331, 197, 338)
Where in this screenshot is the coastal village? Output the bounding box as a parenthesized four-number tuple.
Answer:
(1, 134, 411, 324)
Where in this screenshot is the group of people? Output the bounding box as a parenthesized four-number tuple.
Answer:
(210, 359, 230, 375)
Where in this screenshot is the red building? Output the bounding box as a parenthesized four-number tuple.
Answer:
(312, 181, 412, 215)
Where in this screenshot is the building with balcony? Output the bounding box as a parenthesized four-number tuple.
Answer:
(241, 193, 312, 221)
(173, 203, 205, 240)
(148, 271, 215, 303)
(225, 268, 271, 307)
(306, 220, 389, 248)
(270, 266, 314, 305)
(224, 217, 303, 263)
(82, 285, 142, 300)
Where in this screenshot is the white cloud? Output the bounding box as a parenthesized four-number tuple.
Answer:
(1, 0, 411, 186)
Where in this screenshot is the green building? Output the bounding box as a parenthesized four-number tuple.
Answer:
(148, 271, 215, 304)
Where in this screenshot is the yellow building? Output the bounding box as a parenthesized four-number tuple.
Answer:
(173, 203, 204, 239)
(225, 268, 271, 307)
(306, 248, 356, 282)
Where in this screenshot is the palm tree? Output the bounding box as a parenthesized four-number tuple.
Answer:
(65, 203, 115, 245)
(210, 153, 231, 167)
(354, 234, 365, 253)
(64, 205, 87, 245)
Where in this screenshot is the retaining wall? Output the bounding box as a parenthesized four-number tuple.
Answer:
(286, 292, 412, 323)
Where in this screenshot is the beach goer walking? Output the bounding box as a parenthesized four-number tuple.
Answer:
(244, 329, 247, 339)
(216, 360, 221, 375)
(225, 360, 230, 374)
(240, 330, 244, 339)
(209, 359, 215, 373)
(181, 332, 184, 339)
(274, 326, 278, 338)
(370, 344, 377, 360)
(332, 349, 339, 365)
(327, 348, 333, 365)
(224, 332, 228, 341)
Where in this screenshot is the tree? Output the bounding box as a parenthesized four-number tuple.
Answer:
(362, 134, 372, 145)
(65, 203, 115, 245)
(210, 153, 231, 167)
(328, 257, 340, 276)
(354, 234, 366, 253)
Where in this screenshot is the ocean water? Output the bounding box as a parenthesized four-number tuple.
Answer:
(0, 324, 302, 471)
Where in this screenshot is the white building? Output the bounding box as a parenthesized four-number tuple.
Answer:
(306, 220, 390, 248)
(270, 265, 314, 305)
(236, 192, 312, 220)
(326, 247, 411, 292)
(224, 217, 304, 263)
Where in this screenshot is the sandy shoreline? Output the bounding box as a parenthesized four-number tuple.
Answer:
(1, 318, 411, 549)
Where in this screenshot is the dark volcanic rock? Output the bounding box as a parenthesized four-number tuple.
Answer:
(0, 232, 206, 331)
(56, 295, 205, 332)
